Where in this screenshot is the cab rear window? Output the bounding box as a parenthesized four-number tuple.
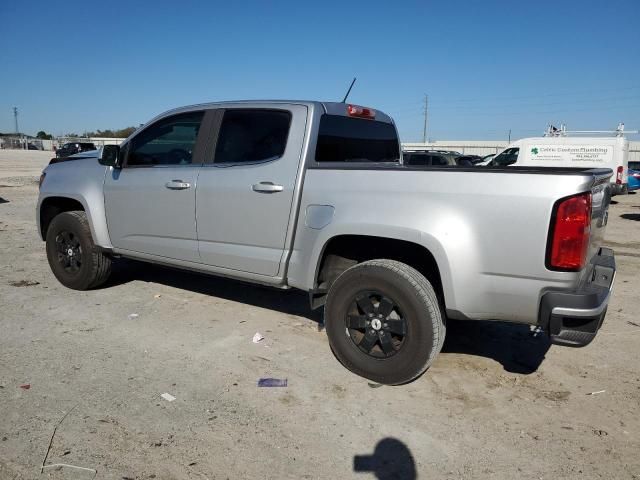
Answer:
(315, 115, 400, 163)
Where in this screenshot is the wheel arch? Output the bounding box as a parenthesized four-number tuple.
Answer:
(310, 232, 453, 311)
(38, 195, 98, 244)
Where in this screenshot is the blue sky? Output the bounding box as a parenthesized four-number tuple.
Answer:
(1, 0, 639, 141)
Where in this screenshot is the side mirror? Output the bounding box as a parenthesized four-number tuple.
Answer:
(99, 145, 122, 168)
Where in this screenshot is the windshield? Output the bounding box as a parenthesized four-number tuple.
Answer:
(492, 148, 519, 166)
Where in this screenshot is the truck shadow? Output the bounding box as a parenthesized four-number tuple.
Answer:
(620, 213, 640, 221)
(109, 260, 549, 373)
(442, 319, 550, 374)
(108, 259, 324, 323)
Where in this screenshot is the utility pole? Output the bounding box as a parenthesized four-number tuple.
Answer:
(508, 129, 511, 142)
(422, 95, 429, 144)
(13, 107, 19, 134)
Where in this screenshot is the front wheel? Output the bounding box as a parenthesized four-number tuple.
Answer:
(45, 211, 112, 290)
(324, 259, 445, 385)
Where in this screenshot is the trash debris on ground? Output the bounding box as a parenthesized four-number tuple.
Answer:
(257, 378, 287, 387)
(160, 393, 176, 402)
(41, 405, 79, 475)
(128, 313, 139, 320)
(627, 321, 640, 328)
(9, 280, 40, 287)
(367, 383, 383, 389)
(154, 294, 162, 299)
(252, 332, 264, 343)
(41, 464, 97, 478)
(587, 390, 606, 395)
(19, 384, 30, 390)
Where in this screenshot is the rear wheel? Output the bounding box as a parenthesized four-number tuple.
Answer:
(324, 259, 445, 385)
(45, 211, 112, 290)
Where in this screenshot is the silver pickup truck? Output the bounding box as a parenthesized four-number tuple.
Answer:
(37, 101, 616, 384)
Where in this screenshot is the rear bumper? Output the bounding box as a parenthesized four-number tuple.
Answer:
(539, 247, 616, 347)
(611, 183, 627, 196)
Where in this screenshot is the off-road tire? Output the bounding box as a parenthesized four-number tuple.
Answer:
(324, 259, 445, 385)
(45, 211, 112, 290)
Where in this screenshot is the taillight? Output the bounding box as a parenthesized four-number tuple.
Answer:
(39, 172, 46, 190)
(547, 192, 592, 271)
(347, 104, 376, 119)
(616, 166, 623, 184)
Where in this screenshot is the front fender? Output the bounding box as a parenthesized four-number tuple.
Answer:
(37, 160, 112, 248)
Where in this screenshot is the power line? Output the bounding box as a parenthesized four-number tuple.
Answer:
(445, 102, 640, 117)
(423, 85, 640, 107)
(429, 94, 640, 112)
(390, 99, 640, 120)
(380, 85, 640, 112)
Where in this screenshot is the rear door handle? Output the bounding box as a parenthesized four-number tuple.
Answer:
(252, 182, 283, 193)
(165, 180, 191, 190)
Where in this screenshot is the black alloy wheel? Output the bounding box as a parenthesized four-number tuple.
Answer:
(346, 291, 408, 358)
(54, 230, 83, 274)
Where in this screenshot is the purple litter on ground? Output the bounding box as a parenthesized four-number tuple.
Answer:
(258, 378, 287, 387)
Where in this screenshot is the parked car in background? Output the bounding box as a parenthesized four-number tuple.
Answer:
(476, 153, 495, 165)
(456, 155, 483, 165)
(628, 161, 640, 191)
(403, 150, 472, 166)
(55, 142, 97, 158)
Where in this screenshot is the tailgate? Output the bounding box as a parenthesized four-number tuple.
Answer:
(588, 170, 614, 262)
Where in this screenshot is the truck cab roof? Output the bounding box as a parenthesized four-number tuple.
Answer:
(147, 100, 395, 127)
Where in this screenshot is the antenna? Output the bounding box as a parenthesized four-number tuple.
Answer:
(341, 77, 357, 103)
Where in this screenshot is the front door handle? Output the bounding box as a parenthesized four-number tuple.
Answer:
(165, 180, 191, 190)
(252, 182, 283, 193)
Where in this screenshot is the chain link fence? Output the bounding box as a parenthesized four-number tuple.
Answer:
(1, 136, 124, 151)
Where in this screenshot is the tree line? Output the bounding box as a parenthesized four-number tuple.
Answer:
(80, 127, 138, 138)
(34, 127, 138, 140)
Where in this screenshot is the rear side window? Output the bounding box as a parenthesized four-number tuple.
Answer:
(215, 110, 291, 164)
(315, 115, 399, 163)
(404, 153, 429, 166)
(431, 155, 448, 166)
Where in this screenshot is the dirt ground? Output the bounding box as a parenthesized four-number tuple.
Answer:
(1, 150, 639, 480)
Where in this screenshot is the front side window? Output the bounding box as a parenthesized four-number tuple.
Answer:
(315, 115, 400, 163)
(127, 111, 204, 167)
(214, 110, 291, 164)
(493, 148, 519, 166)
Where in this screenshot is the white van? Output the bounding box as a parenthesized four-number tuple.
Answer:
(491, 136, 629, 194)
